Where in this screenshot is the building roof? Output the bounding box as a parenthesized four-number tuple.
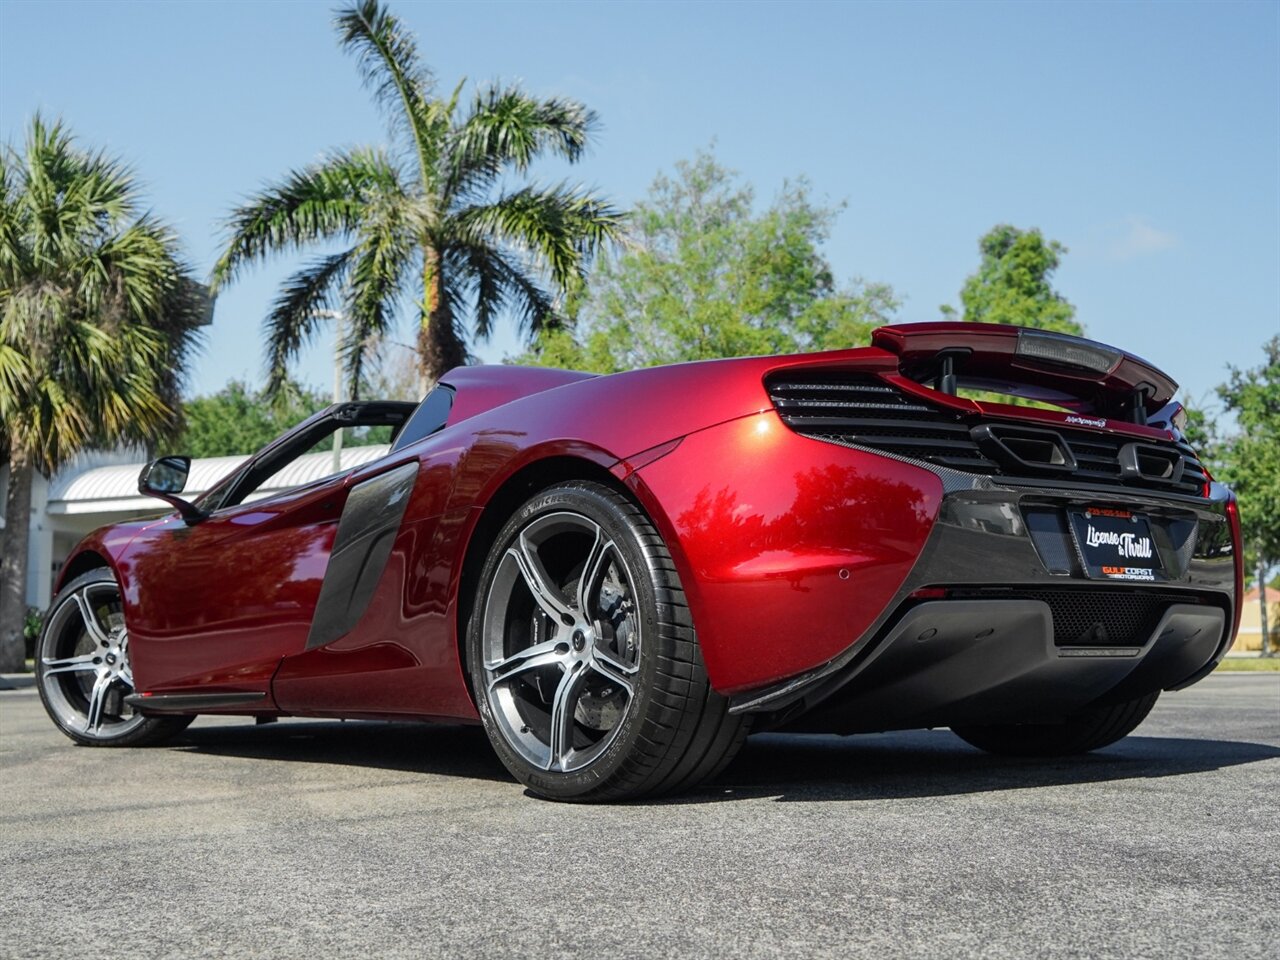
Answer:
(46, 445, 391, 516)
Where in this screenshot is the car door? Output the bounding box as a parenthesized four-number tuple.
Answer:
(121, 478, 349, 698)
(270, 388, 466, 717)
(120, 402, 415, 701)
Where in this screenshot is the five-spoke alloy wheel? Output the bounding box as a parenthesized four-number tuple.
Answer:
(468, 481, 748, 802)
(37, 569, 192, 747)
(482, 510, 642, 774)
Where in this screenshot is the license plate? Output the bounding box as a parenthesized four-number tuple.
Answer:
(1068, 507, 1164, 582)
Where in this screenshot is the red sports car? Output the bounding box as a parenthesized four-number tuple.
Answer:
(36, 323, 1241, 801)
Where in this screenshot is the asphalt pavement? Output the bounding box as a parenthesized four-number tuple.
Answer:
(1, 673, 1277, 959)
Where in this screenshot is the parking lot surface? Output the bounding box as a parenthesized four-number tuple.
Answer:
(1, 673, 1277, 959)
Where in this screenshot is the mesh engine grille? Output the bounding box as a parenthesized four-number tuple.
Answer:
(948, 588, 1181, 646)
(767, 373, 1209, 497)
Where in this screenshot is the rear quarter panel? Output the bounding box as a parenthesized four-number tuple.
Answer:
(627, 411, 944, 693)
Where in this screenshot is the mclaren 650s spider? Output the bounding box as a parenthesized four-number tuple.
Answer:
(36, 323, 1241, 801)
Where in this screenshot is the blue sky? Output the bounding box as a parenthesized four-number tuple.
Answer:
(1, 0, 1276, 411)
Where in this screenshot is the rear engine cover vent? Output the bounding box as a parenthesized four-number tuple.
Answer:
(766, 372, 1209, 496)
(766, 375, 999, 472)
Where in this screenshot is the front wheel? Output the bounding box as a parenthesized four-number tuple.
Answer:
(36, 569, 193, 747)
(467, 481, 748, 802)
(951, 691, 1160, 757)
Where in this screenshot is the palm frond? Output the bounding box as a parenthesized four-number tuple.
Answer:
(57, 144, 138, 229)
(0, 342, 32, 420)
(263, 250, 354, 396)
(452, 183, 626, 292)
(333, 0, 439, 187)
(92, 322, 171, 441)
(445, 87, 598, 199)
(17, 318, 171, 471)
(212, 148, 400, 290)
(77, 217, 175, 322)
(445, 242, 555, 341)
(15, 116, 141, 277)
(148, 271, 211, 443)
(341, 219, 413, 398)
(0, 145, 26, 283)
(444, 244, 504, 342)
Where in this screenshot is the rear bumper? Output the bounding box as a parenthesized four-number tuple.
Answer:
(730, 477, 1237, 719)
(779, 599, 1223, 734)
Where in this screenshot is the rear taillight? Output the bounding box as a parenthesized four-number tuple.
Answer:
(1226, 496, 1244, 643)
(1193, 451, 1213, 497)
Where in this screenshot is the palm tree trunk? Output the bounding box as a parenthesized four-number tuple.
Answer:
(418, 250, 466, 386)
(0, 440, 34, 672)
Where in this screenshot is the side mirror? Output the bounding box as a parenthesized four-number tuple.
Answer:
(138, 456, 206, 524)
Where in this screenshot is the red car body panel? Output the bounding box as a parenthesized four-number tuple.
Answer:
(624, 411, 943, 692)
(53, 323, 1243, 728)
(119, 482, 340, 698)
(273, 513, 472, 719)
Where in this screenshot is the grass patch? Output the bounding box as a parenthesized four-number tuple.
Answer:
(1216, 656, 1280, 672)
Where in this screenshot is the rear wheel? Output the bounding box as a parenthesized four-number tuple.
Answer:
(467, 481, 748, 802)
(36, 569, 193, 747)
(951, 691, 1160, 757)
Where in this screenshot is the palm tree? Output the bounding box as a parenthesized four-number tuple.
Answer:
(211, 0, 625, 395)
(0, 116, 205, 671)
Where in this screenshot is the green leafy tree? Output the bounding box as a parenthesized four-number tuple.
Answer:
(942, 224, 1083, 335)
(1215, 337, 1280, 654)
(177, 379, 398, 458)
(515, 152, 898, 372)
(1179, 399, 1222, 461)
(363, 337, 423, 402)
(177, 381, 329, 458)
(212, 0, 624, 396)
(0, 116, 204, 671)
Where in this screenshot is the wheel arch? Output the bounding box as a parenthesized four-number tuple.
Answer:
(54, 549, 114, 597)
(453, 454, 635, 696)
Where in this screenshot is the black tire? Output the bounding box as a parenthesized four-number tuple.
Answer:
(36, 568, 193, 748)
(466, 480, 749, 801)
(951, 691, 1160, 757)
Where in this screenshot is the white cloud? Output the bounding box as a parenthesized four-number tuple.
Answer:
(1109, 216, 1178, 261)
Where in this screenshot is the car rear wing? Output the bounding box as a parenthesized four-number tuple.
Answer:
(870, 323, 1179, 424)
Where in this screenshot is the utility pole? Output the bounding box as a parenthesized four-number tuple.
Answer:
(315, 310, 346, 474)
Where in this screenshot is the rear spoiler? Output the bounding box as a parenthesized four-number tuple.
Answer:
(871, 322, 1179, 422)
